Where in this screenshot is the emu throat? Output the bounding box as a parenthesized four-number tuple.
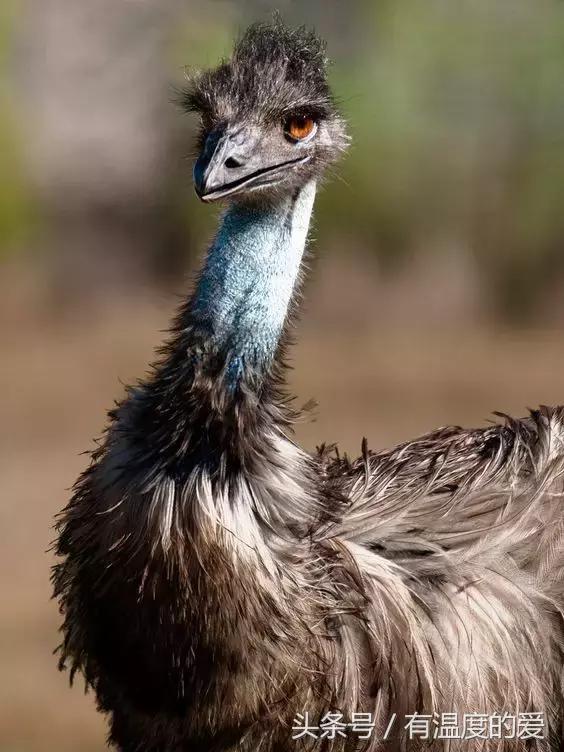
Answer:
(190, 181, 316, 383)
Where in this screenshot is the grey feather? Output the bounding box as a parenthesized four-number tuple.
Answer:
(52, 19, 563, 752)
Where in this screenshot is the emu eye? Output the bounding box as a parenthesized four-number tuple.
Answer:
(284, 115, 317, 142)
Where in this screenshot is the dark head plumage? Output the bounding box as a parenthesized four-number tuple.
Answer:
(183, 20, 348, 203)
(186, 21, 334, 124)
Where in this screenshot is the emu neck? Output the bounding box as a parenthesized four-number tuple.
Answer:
(190, 181, 316, 382)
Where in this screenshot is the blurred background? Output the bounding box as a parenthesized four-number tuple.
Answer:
(1, 0, 564, 749)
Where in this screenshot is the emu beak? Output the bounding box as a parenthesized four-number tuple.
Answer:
(194, 126, 309, 202)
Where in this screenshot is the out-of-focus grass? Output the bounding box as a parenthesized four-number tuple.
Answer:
(318, 0, 564, 319)
(0, 0, 33, 257)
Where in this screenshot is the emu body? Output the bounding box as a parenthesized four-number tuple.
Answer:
(53, 21, 564, 752)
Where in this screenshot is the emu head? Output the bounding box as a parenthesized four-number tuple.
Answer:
(183, 21, 348, 203)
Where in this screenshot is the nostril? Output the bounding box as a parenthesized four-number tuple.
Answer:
(225, 156, 243, 169)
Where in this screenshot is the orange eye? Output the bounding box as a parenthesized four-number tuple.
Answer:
(284, 115, 316, 142)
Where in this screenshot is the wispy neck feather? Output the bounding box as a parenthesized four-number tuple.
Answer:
(190, 181, 317, 383)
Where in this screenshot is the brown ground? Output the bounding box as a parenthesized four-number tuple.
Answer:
(2, 258, 564, 751)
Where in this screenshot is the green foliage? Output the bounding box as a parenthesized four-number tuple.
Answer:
(0, 0, 33, 257)
(316, 0, 564, 318)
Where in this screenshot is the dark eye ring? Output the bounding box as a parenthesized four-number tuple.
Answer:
(283, 115, 317, 142)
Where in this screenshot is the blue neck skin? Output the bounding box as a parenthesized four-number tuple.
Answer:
(190, 181, 317, 385)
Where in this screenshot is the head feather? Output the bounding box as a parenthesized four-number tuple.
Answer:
(183, 19, 338, 126)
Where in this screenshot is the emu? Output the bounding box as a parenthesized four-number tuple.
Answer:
(53, 21, 563, 752)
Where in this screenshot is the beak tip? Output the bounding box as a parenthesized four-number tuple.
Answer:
(195, 185, 216, 203)
(194, 181, 209, 202)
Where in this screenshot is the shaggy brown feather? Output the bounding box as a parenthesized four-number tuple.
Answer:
(53, 20, 563, 752)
